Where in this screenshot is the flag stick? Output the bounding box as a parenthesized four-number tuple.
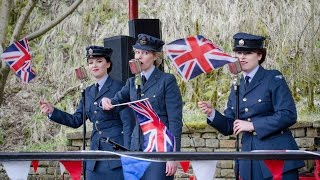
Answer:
(111, 98, 149, 107)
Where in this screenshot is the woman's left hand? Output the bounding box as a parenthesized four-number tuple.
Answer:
(166, 161, 178, 176)
(233, 119, 254, 135)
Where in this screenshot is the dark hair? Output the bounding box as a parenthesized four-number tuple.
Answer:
(105, 56, 112, 73)
(254, 48, 267, 64)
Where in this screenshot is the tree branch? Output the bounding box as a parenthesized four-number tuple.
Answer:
(0, 0, 11, 48)
(11, 0, 38, 43)
(27, 0, 83, 41)
(0, 0, 12, 70)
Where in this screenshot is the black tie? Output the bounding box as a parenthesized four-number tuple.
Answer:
(141, 75, 147, 85)
(244, 76, 250, 90)
(95, 83, 100, 97)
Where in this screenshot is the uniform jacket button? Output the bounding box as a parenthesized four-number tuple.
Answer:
(99, 131, 102, 134)
(96, 121, 99, 124)
(247, 118, 251, 122)
(94, 102, 98, 105)
(258, 99, 262, 102)
(245, 108, 249, 112)
(94, 111, 97, 114)
(243, 98, 247, 102)
(253, 132, 257, 135)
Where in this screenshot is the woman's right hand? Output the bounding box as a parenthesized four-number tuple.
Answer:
(40, 100, 54, 115)
(101, 97, 114, 110)
(198, 101, 214, 116)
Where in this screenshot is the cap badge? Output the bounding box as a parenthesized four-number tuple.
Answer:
(140, 37, 147, 45)
(239, 39, 245, 46)
(88, 48, 93, 56)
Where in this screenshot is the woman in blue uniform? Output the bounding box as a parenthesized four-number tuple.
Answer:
(198, 32, 304, 180)
(40, 46, 135, 180)
(101, 34, 183, 180)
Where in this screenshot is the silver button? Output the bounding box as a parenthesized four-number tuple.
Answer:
(258, 99, 262, 102)
(94, 111, 97, 114)
(96, 121, 99, 124)
(94, 102, 98, 105)
(243, 98, 247, 102)
(99, 131, 102, 134)
(141, 93, 144, 96)
(153, 95, 156, 98)
(247, 118, 251, 122)
(245, 108, 248, 112)
(231, 107, 234, 109)
(253, 132, 257, 135)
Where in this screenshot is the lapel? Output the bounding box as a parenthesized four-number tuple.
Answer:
(242, 66, 266, 96)
(142, 68, 162, 93)
(95, 77, 112, 100)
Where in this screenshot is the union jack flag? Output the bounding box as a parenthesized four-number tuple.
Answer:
(166, 35, 237, 81)
(129, 99, 175, 152)
(1, 38, 36, 83)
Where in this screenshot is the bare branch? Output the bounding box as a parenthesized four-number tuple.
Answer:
(11, 0, 38, 43)
(0, 0, 12, 70)
(27, 0, 83, 41)
(0, 0, 12, 47)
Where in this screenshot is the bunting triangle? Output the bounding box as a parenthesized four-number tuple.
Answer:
(1, 161, 31, 180)
(264, 160, 284, 180)
(60, 161, 82, 180)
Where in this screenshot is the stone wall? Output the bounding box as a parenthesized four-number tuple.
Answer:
(1, 122, 319, 180)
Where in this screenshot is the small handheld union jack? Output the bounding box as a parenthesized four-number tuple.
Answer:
(1, 38, 36, 83)
(166, 35, 237, 81)
(129, 99, 176, 152)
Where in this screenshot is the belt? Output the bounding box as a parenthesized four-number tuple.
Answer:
(94, 120, 122, 132)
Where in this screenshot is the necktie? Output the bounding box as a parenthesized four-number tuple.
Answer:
(95, 83, 100, 97)
(244, 76, 250, 90)
(141, 75, 147, 85)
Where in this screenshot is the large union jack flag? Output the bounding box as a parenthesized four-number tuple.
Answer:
(129, 99, 175, 152)
(1, 38, 36, 83)
(166, 35, 237, 81)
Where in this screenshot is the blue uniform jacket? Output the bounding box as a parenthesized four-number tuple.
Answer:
(49, 77, 135, 176)
(208, 66, 304, 179)
(111, 68, 183, 151)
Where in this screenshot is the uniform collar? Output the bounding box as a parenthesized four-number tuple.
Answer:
(96, 74, 108, 91)
(243, 65, 260, 82)
(141, 65, 155, 80)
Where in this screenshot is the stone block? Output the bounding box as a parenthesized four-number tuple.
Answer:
(202, 132, 217, 139)
(293, 128, 306, 137)
(218, 160, 233, 169)
(221, 169, 235, 178)
(220, 140, 236, 148)
(196, 147, 214, 152)
(295, 138, 315, 148)
(306, 128, 320, 137)
(206, 139, 219, 148)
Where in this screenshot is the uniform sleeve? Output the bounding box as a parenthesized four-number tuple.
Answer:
(111, 78, 132, 111)
(165, 74, 183, 151)
(207, 90, 235, 136)
(50, 97, 85, 128)
(119, 107, 136, 148)
(252, 71, 297, 139)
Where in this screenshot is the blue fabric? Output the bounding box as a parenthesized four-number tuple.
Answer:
(133, 34, 164, 52)
(50, 77, 135, 179)
(121, 156, 151, 180)
(208, 66, 304, 179)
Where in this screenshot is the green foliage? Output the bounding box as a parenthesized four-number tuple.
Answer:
(23, 137, 67, 152)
